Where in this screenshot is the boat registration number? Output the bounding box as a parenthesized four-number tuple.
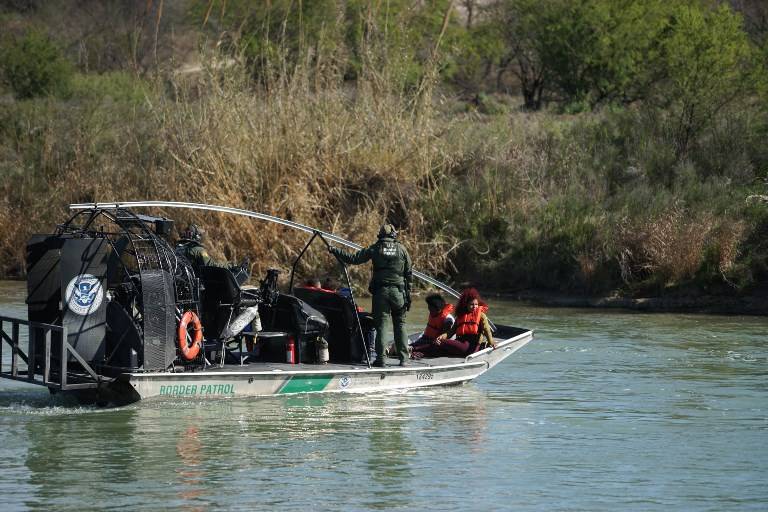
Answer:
(416, 372, 434, 380)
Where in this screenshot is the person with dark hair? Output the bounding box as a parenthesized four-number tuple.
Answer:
(302, 277, 323, 289)
(175, 224, 249, 284)
(321, 276, 340, 292)
(435, 288, 495, 356)
(329, 224, 412, 367)
(406, 293, 456, 358)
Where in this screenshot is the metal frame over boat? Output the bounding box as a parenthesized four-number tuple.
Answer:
(0, 201, 532, 404)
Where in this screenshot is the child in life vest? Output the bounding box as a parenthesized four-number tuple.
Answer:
(409, 294, 456, 355)
(432, 288, 495, 356)
(385, 293, 453, 357)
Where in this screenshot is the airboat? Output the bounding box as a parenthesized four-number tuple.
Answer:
(0, 201, 532, 404)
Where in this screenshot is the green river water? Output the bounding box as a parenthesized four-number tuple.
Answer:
(0, 280, 765, 511)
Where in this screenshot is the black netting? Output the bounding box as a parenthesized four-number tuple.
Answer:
(140, 269, 176, 370)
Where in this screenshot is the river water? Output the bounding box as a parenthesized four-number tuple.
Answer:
(0, 280, 765, 511)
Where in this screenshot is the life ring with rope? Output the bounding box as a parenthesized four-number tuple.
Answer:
(178, 310, 203, 360)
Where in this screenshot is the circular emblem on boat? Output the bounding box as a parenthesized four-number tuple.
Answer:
(339, 376, 351, 389)
(64, 274, 104, 316)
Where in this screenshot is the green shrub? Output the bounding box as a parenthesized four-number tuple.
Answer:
(68, 71, 149, 103)
(0, 29, 72, 99)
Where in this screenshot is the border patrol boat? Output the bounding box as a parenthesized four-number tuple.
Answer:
(0, 201, 532, 404)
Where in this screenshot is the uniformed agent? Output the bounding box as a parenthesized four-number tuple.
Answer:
(175, 224, 249, 284)
(329, 224, 412, 367)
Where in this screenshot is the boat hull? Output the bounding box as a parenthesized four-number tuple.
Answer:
(123, 329, 533, 401)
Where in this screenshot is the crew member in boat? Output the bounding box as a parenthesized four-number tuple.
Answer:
(407, 293, 456, 358)
(429, 288, 495, 357)
(388, 292, 454, 357)
(329, 224, 412, 367)
(175, 224, 250, 284)
(298, 277, 330, 292)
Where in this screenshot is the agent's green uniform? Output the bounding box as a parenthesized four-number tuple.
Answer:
(175, 239, 224, 272)
(175, 239, 250, 285)
(330, 228, 412, 365)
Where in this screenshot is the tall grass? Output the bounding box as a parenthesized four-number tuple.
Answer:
(0, 56, 458, 287)
(0, 49, 765, 296)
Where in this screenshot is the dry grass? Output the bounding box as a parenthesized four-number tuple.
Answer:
(0, 200, 29, 276)
(615, 204, 741, 287)
(713, 220, 746, 274)
(0, 57, 472, 287)
(0, 51, 758, 296)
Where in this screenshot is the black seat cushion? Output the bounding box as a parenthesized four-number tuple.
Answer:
(199, 266, 242, 338)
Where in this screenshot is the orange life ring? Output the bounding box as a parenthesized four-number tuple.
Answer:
(178, 310, 203, 361)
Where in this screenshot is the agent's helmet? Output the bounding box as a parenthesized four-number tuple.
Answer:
(378, 224, 397, 239)
(183, 224, 203, 241)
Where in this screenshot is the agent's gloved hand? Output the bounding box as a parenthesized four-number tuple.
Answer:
(329, 246, 342, 260)
(404, 296, 411, 312)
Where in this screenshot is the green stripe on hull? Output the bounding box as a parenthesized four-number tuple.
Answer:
(278, 375, 334, 394)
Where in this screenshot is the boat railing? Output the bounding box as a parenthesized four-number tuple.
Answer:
(0, 315, 107, 391)
(464, 327, 533, 362)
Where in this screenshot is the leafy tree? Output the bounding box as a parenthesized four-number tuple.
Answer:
(655, 3, 761, 159)
(489, 0, 670, 110)
(451, 20, 506, 92)
(0, 29, 72, 99)
(485, 0, 551, 109)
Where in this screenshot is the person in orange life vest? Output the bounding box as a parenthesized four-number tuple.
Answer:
(385, 293, 454, 357)
(408, 294, 455, 356)
(436, 288, 495, 356)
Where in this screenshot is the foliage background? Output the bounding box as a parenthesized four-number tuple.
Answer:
(0, 0, 766, 299)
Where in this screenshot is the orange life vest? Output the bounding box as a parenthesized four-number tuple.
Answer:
(455, 305, 488, 337)
(423, 304, 454, 339)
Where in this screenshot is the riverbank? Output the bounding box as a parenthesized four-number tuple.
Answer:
(1, 2, 766, 296)
(5, 271, 761, 316)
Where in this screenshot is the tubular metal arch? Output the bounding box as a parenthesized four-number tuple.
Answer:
(70, 201, 460, 298)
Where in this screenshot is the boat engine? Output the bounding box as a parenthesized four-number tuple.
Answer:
(26, 207, 199, 378)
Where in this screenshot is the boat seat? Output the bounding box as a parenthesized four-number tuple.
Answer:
(198, 265, 258, 361)
(292, 287, 371, 363)
(256, 294, 328, 362)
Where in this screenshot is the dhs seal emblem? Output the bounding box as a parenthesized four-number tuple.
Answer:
(65, 274, 104, 316)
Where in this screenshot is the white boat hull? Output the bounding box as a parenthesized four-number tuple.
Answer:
(123, 329, 533, 401)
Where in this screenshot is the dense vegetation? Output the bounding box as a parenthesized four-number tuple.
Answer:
(1, 0, 767, 300)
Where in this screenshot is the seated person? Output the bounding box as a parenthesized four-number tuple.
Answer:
(321, 276, 340, 292)
(409, 293, 455, 356)
(175, 224, 249, 285)
(385, 293, 455, 358)
(298, 277, 327, 291)
(415, 288, 495, 358)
